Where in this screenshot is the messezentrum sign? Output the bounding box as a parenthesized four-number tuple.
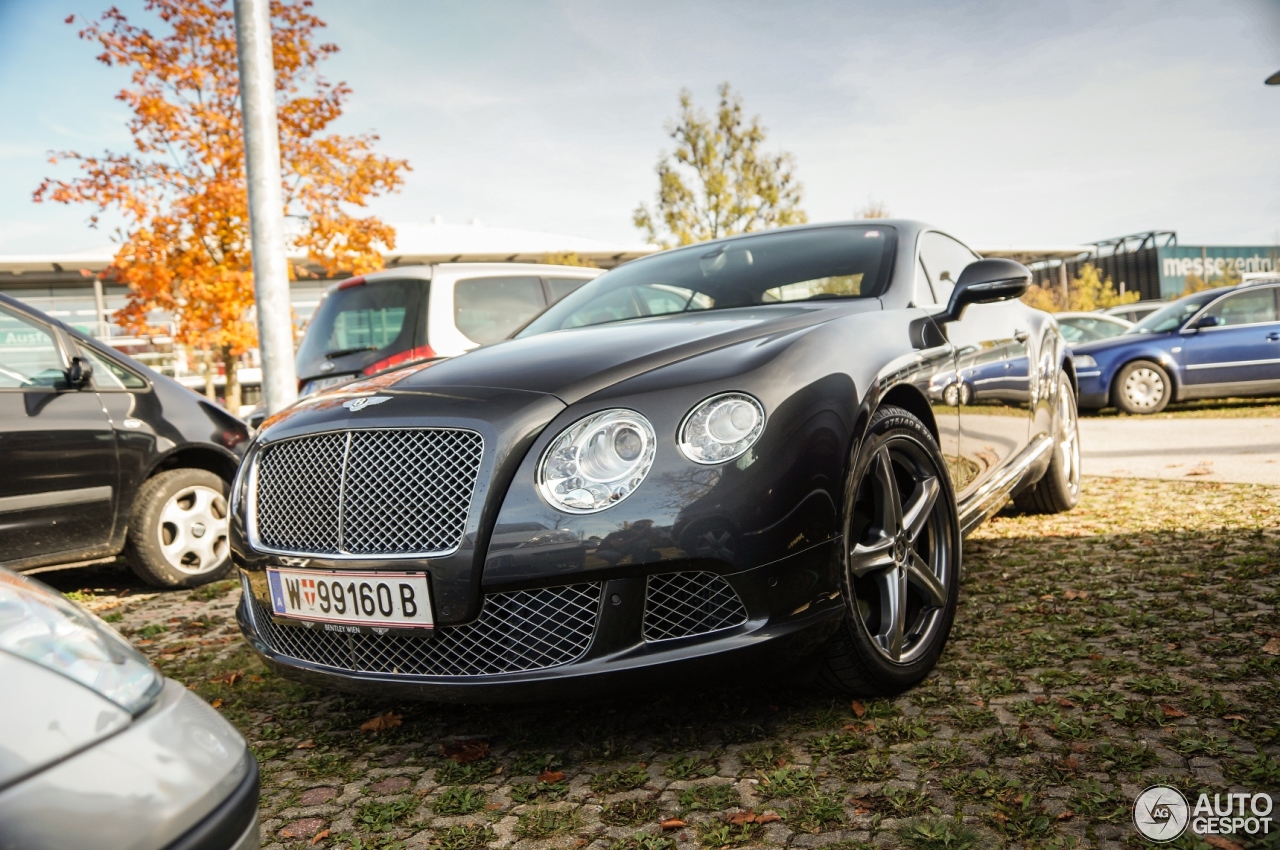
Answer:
(1158, 245, 1280, 298)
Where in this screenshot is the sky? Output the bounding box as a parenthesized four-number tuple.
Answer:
(1, 0, 1279, 256)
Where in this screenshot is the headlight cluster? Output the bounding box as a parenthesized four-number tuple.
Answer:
(678, 393, 765, 464)
(536, 393, 766, 514)
(538, 409, 657, 513)
(1074, 354, 1098, 368)
(0, 571, 163, 715)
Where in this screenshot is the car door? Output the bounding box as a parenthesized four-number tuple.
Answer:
(1179, 286, 1280, 397)
(0, 304, 119, 565)
(918, 231, 1033, 499)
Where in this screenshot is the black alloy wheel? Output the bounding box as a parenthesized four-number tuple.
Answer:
(818, 405, 961, 696)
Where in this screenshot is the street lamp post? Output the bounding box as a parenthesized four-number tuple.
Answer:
(233, 0, 298, 416)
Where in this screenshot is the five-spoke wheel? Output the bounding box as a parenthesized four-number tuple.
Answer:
(819, 405, 960, 695)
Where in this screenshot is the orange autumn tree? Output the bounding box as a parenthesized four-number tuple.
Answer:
(35, 0, 409, 409)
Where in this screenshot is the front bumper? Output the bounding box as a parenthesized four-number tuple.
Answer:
(1076, 370, 1108, 408)
(237, 541, 845, 703)
(0, 680, 258, 850)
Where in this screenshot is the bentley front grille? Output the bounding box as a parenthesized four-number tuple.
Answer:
(252, 582, 601, 676)
(251, 428, 484, 557)
(643, 571, 748, 642)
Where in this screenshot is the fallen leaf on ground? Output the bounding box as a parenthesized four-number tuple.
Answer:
(727, 811, 755, 825)
(1205, 837, 1243, 850)
(1263, 637, 1280, 656)
(440, 740, 489, 762)
(296, 739, 315, 749)
(756, 813, 781, 824)
(1056, 811, 1075, 821)
(1160, 704, 1188, 718)
(660, 818, 686, 830)
(1223, 713, 1247, 722)
(360, 711, 403, 732)
(210, 698, 223, 708)
(851, 701, 866, 718)
(1186, 467, 1212, 476)
(1039, 593, 1055, 601)
(1063, 589, 1089, 600)
(311, 829, 330, 846)
(537, 770, 566, 783)
(209, 671, 241, 686)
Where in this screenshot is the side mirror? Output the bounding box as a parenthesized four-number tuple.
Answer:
(932, 258, 1032, 324)
(1188, 314, 1222, 331)
(66, 356, 94, 389)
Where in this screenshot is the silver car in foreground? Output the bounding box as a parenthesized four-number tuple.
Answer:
(0, 568, 258, 850)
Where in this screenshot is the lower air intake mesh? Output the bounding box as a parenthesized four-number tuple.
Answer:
(251, 583, 600, 676)
(643, 571, 748, 642)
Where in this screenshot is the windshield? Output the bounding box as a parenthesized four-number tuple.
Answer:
(296, 279, 421, 366)
(1125, 290, 1221, 334)
(517, 225, 895, 337)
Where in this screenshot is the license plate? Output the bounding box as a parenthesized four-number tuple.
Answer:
(266, 568, 434, 631)
(302, 374, 354, 396)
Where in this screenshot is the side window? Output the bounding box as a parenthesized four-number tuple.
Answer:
(454, 276, 547, 345)
(914, 255, 938, 306)
(918, 232, 980, 307)
(0, 307, 68, 390)
(77, 343, 148, 390)
(546, 277, 591, 304)
(1205, 288, 1278, 327)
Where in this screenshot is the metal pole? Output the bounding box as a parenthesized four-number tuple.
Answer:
(234, 0, 297, 415)
(92, 276, 108, 340)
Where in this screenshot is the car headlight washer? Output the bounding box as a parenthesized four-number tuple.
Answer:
(538, 408, 657, 513)
(678, 392, 766, 464)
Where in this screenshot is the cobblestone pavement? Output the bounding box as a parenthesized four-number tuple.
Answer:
(48, 477, 1280, 850)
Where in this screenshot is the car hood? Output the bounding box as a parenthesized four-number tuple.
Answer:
(0, 651, 132, 790)
(371, 302, 880, 404)
(1070, 331, 1170, 357)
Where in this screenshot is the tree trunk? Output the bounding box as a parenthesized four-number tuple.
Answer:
(202, 350, 217, 401)
(222, 345, 241, 414)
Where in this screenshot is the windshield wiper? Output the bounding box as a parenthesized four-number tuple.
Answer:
(324, 345, 378, 359)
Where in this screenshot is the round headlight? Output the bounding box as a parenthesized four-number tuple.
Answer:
(538, 409, 657, 513)
(679, 392, 765, 464)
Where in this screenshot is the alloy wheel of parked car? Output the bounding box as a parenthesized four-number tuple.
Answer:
(819, 405, 960, 696)
(127, 468, 234, 588)
(1115, 360, 1171, 414)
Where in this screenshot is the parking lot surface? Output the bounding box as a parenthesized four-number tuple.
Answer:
(46, 476, 1280, 850)
(1080, 417, 1280, 486)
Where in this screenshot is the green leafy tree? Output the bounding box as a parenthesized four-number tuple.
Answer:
(634, 84, 806, 248)
(1022, 263, 1140, 313)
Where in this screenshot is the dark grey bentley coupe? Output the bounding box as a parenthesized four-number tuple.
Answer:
(232, 221, 1080, 700)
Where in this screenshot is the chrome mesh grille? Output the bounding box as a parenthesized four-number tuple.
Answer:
(251, 583, 600, 676)
(251, 429, 484, 557)
(643, 571, 748, 642)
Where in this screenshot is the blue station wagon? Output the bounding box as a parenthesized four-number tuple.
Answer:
(1073, 280, 1280, 413)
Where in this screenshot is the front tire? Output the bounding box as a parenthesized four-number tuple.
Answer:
(1013, 378, 1081, 515)
(126, 469, 233, 588)
(1113, 360, 1171, 414)
(817, 405, 961, 696)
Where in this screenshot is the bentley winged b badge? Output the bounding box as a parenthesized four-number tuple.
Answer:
(342, 396, 391, 412)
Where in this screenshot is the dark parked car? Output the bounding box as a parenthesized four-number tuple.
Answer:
(0, 294, 249, 587)
(0, 567, 258, 850)
(1073, 280, 1280, 413)
(232, 221, 1080, 700)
